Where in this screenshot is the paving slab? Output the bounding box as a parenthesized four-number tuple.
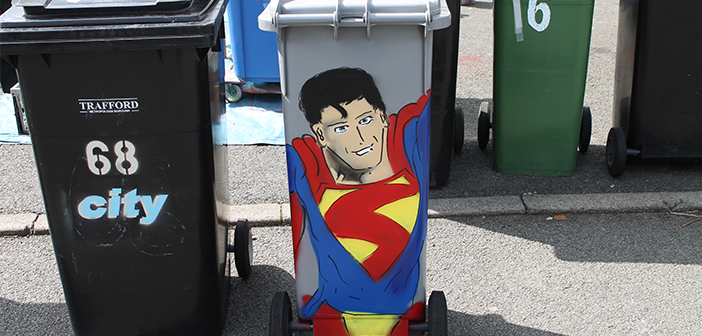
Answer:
(0, 213, 36, 236)
(229, 203, 283, 226)
(523, 191, 702, 214)
(428, 196, 525, 217)
(33, 214, 49, 235)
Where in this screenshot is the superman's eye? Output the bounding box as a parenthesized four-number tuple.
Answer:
(334, 125, 349, 134)
(359, 116, 372, 126)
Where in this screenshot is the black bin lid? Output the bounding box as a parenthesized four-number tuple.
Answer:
(0, 0, 226, 54)
(14, 0, 192, 17)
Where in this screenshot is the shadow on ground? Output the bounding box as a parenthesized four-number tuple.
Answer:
(224, 264, 565, 335)
(225, 264, 296, 335)
(429, 98, 702, 199)
(0, 297, 72, 335)
(451, 213, 702, 265)
(450, 310, 565, 336)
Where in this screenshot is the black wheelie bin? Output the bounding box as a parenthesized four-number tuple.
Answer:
(0, 0, 252, 334)
(607, 0, 702, 176)
(429, 0, 464, 187)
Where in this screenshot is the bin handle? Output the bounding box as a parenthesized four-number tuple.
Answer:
(363, 0, 431, 39)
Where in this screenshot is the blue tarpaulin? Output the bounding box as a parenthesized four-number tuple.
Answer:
(0, 7, 285, 146)
(0, 90, 284, 145)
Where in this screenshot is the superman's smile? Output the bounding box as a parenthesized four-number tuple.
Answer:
(354, 145, 373, 157)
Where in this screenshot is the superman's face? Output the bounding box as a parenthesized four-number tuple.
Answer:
(312, 97, 389, 172)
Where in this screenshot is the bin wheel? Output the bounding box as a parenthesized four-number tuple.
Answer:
(477, 103, 491, 150)
(606, 127, 627, 177)
(453, 105, 464, 154)
(269, 291, 293, 336)
(225, 84, 243, 103)
(579, 106, 592, 154)
(428, 291, 448, 336)
(234, 219, 253, 279)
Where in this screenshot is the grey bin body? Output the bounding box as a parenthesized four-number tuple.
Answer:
(259, 0, 451, 333)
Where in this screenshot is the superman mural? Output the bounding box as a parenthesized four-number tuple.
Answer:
(286, 67, 430, 335)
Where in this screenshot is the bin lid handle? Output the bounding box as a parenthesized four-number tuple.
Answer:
(363, 0, 431, 39)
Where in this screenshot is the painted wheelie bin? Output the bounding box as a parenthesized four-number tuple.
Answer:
(225, 0, 281, 102)
(0, 0, 252, 335)
(478, 0, 594, 176)
(430, 0, 464, 188)
(606, 0, 702, 177)
(259, 0, 451, 334)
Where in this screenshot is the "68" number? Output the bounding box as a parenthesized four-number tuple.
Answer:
(86, 140, 139, 176)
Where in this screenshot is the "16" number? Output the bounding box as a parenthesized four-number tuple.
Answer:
(86, 140, 139, 176)
(527, 0, 551, 32)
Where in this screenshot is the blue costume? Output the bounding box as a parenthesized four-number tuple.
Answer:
(287, 92, 431, 319)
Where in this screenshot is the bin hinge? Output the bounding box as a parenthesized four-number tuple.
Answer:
(334, 0, 340, 39)
(273, 0, 283, 37)
(2, 55, 19, 69)
(364, 0, 371, 39)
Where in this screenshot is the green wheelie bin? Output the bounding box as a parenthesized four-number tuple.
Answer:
(478, 0, 594, 176)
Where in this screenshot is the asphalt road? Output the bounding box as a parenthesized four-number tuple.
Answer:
(2, 213, 701, 335)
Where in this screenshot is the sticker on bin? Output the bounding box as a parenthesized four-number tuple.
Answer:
(512, 0, 551, 42)
(79, 98, 139, 114)
(287, 68, 430, 333)
(78, 188, 169, 225)
(78, 139, 168, 225)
